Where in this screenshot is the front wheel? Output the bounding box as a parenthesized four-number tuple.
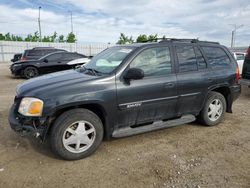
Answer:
(23, 66, 39, 79)
(50, 109, 104, 160)
(199, 92, 226, 126)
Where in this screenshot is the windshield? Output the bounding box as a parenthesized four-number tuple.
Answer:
(83, 47, 134, 74)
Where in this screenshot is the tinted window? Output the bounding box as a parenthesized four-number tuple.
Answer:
(176, 45, 197, 72)
(28, 50, 44, 56)
(202, 47, 231, 69)
(195, 47, 207, 69)
(130, 47, 172, 77)
(46, 53, 63, 61)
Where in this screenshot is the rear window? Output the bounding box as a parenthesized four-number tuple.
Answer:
(176, 45, 198, 72)
(202, 47, 231, 69)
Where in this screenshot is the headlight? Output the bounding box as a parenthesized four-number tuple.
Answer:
(18, 97, 43, 117)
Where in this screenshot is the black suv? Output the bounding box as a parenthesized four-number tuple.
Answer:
(8, 39, 241, 160)
(241, 46, 250, 86)
(10, 51, 87, 79)
(21, 47, 66, 61)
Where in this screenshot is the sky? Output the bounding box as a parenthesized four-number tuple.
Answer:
(0, 0, 249, 46)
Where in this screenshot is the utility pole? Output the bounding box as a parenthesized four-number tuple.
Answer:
(38, 6, 42, 42)
(69, 11, 73, 33)
(230, 24, 243, 47)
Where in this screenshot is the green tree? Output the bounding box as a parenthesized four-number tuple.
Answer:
(24, 34, 32, 41)
(116, 33, 133, 44)
(66, 32, 76, 43)
(5, 33, 11, 41)
(136, 34, 148, 43)
(42, 36, 50, 42)
(50, 32, 57, 42)
(147, 34, 158, 42)
(0, 33, 5, 40)
(58, 35, 65, 43)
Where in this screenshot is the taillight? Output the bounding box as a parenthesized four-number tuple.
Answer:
(235, 67, 240, 83)
(21, 56, 26, 60)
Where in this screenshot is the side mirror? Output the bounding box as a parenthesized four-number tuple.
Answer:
(124, 68, 144, 80)
(43, 58, 48, 63)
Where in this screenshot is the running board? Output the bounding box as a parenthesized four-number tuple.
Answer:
(112, 115, 196, 138)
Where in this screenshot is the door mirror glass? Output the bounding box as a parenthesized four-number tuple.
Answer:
(124, 68, 144, 80)
(43, 58, 48, 63)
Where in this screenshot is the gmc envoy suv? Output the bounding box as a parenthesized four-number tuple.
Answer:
(9, 39, 241, 160)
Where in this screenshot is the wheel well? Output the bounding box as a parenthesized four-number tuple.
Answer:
(48, 104, 107, 138)
(211, 87, 232, 113)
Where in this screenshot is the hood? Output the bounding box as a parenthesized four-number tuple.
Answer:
(16, 70, 97, 97)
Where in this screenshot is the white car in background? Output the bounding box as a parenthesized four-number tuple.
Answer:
(232, 52, 246, 75)
(67, 57, 91, 66)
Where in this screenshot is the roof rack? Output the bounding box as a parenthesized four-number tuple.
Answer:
(159, 38, 220, 44)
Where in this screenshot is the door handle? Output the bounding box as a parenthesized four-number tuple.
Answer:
(164, 83, 174, 88)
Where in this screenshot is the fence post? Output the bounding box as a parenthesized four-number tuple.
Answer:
(0, 43, 4, 62)
(89, 44, 91, 56)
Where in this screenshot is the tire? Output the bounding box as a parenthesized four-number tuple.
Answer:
(199, 91, 226, 126)
(23, 66, 39, 79)
(50, 109, 104, 160)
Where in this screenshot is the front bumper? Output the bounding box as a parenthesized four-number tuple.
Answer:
(9, 65, 22, 76)
(8, 104, 49, 140)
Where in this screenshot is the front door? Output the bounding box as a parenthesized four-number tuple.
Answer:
(115, 46, 178, 128)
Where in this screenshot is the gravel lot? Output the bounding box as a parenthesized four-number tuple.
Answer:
(0, 63, 250, 188)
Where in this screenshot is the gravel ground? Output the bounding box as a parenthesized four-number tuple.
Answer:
(0, 63, 250, 188)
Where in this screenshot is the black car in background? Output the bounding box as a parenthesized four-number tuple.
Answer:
(11, 53, 22, 62)
(241, 46, 250, 86)
(21, 47, 66, 60)
(10, 51, 87, 78)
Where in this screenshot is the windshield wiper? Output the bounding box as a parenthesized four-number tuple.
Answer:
(79, 66, 101, 76)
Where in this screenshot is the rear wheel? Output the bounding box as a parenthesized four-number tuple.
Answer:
(23, 66, 39, 79)
(50, 109, 103, 160)
(199, 92, 226, 126)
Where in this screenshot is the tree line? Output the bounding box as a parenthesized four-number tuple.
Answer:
(0, 32, 76, 43)
(116, 33, 166, 44)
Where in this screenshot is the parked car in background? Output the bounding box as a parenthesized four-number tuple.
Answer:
(232, 52, 246, 74)
(8, 38, 241, 160)
(21, 47, 66, 60)
(241, 46, 250, 87)
(10, 51, 87, 78)
(11, 53, 22, 62)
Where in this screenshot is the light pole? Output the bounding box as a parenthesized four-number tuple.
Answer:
(68, 10, 73, 33)
(38, 6, 42, 42)
(230, 24, 243, 47)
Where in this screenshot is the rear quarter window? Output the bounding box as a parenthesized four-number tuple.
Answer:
(201, 46, 231, 69)
(28, 50, 44, 56)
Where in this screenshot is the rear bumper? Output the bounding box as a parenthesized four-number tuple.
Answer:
(240, 79, 250, 86)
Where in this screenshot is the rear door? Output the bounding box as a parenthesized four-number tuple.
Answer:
(116, 45, 178, 127)
(174, 44, 210, 115)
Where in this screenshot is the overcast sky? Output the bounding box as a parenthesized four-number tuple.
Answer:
(0, 0, 249, 46)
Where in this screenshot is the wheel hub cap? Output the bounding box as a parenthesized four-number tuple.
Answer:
(208, 99, 223, 122)
(62, 121, 96, 153)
